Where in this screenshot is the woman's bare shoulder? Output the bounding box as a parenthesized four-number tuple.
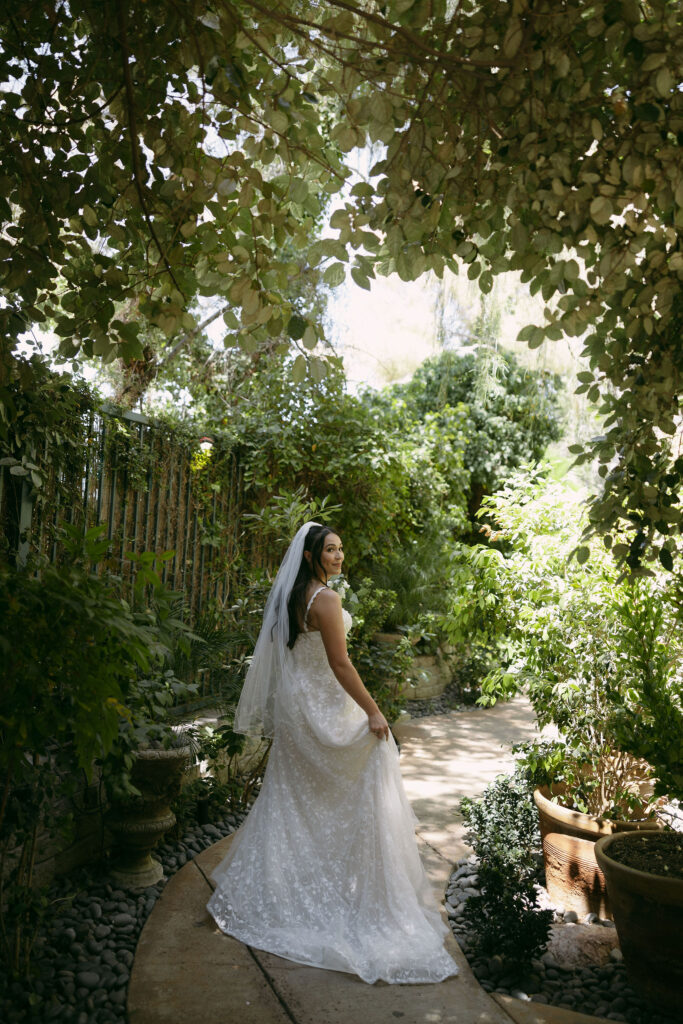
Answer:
(317, 587, 341, 609)
(310, 586, 342, 622)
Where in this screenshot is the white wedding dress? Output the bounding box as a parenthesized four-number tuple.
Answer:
(207, 588, 458, 984)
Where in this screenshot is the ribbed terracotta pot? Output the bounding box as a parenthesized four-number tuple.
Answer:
(595, 832, 683, 1014)
(534, 784, 662, 919)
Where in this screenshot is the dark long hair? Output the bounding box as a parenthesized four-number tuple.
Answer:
(286, 524, 337, 649)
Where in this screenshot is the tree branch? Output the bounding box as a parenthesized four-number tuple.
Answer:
(158, 306, 227, 369)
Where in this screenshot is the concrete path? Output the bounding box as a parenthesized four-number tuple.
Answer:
(128, 698, 613, 1024)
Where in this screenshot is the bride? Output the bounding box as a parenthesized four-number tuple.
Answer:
(207, 521, 458, 985)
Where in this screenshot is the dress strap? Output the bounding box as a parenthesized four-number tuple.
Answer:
(304, 585, 327, 629)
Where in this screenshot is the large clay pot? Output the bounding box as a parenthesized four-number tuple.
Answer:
(107, 744, 191, 890)
(595, 831, 683, 1014)
(534, 784, 662, 919)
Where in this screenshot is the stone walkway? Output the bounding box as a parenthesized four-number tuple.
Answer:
(128, 698, 614, 1024)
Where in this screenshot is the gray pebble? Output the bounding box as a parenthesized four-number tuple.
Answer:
(563, 910, 578, 923)
(76, 972, 99, 990)
(112, 913, 135, 927)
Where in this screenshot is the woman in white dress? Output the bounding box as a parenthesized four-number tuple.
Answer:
(207, 521, 458, 985)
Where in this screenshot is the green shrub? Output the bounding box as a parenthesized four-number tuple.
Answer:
(444, 468, 679, 818)
(461, 773, 541, 868)
(609, 582, 683, 803)
(392, 349, 562, 515)
(460, 774, 552, 975)
(344, 578, 414, 723)
(462, 869, 553, 974)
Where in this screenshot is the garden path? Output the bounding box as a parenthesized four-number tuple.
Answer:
(127, 697, 611, 1024)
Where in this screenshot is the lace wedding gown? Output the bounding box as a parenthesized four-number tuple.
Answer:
(207, 588, 458, 984)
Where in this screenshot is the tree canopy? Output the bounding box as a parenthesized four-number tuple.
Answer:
(1, 0, 682, 567)
(393, 349, 562, 514)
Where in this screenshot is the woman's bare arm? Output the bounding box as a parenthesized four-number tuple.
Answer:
(309, 589, 389, 740)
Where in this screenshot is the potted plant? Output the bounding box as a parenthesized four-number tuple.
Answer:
(593, 584, 683, 1013)
(527, 742, 662, 919)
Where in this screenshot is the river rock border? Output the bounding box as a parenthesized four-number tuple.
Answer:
(446, 855, 678, 1024)
(1, 814, 247, 1024)
(405, 678, 481, 719)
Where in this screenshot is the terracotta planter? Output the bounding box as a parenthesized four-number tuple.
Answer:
(107, 744, 191, 890)
(534, 784, 662, 919)
(595, 831, 683, 1014)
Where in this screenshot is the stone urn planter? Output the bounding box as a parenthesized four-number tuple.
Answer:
(595, 831, 683, 1014)
(534, 783, 662, 919)
(107, 743, 191, 890)
(373, 633, 452, 701)
(409, 652, 451, 699)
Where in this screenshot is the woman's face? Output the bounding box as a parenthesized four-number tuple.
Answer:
(319, 533, 344, 580)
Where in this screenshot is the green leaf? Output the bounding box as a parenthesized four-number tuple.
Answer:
(659, 547, 674, 572)
(287, 314, 307, 341)
(292, 354, 306, 383)
(323, 263, 346, 287)
(302, 325, 317, 350)
(589, 197, 612, 225)
(351, 267, 371, 291)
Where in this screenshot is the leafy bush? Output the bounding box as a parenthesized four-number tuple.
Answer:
(444, 468, 675, 817)
(171, 721, 270, 834)
(461, 773, 542, 869)
(344, 578, 414, 723)
(230, 356, 471, 576)
(0, 524, 207, 977)
(0, 527, 168, 977)
(393, 349, 562, 515)
(609, 582, 683, 803)
(460, 774, 552, 975)
(462, 867, 553, 975)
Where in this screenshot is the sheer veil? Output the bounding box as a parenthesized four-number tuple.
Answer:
(233, 521, 321, 738)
